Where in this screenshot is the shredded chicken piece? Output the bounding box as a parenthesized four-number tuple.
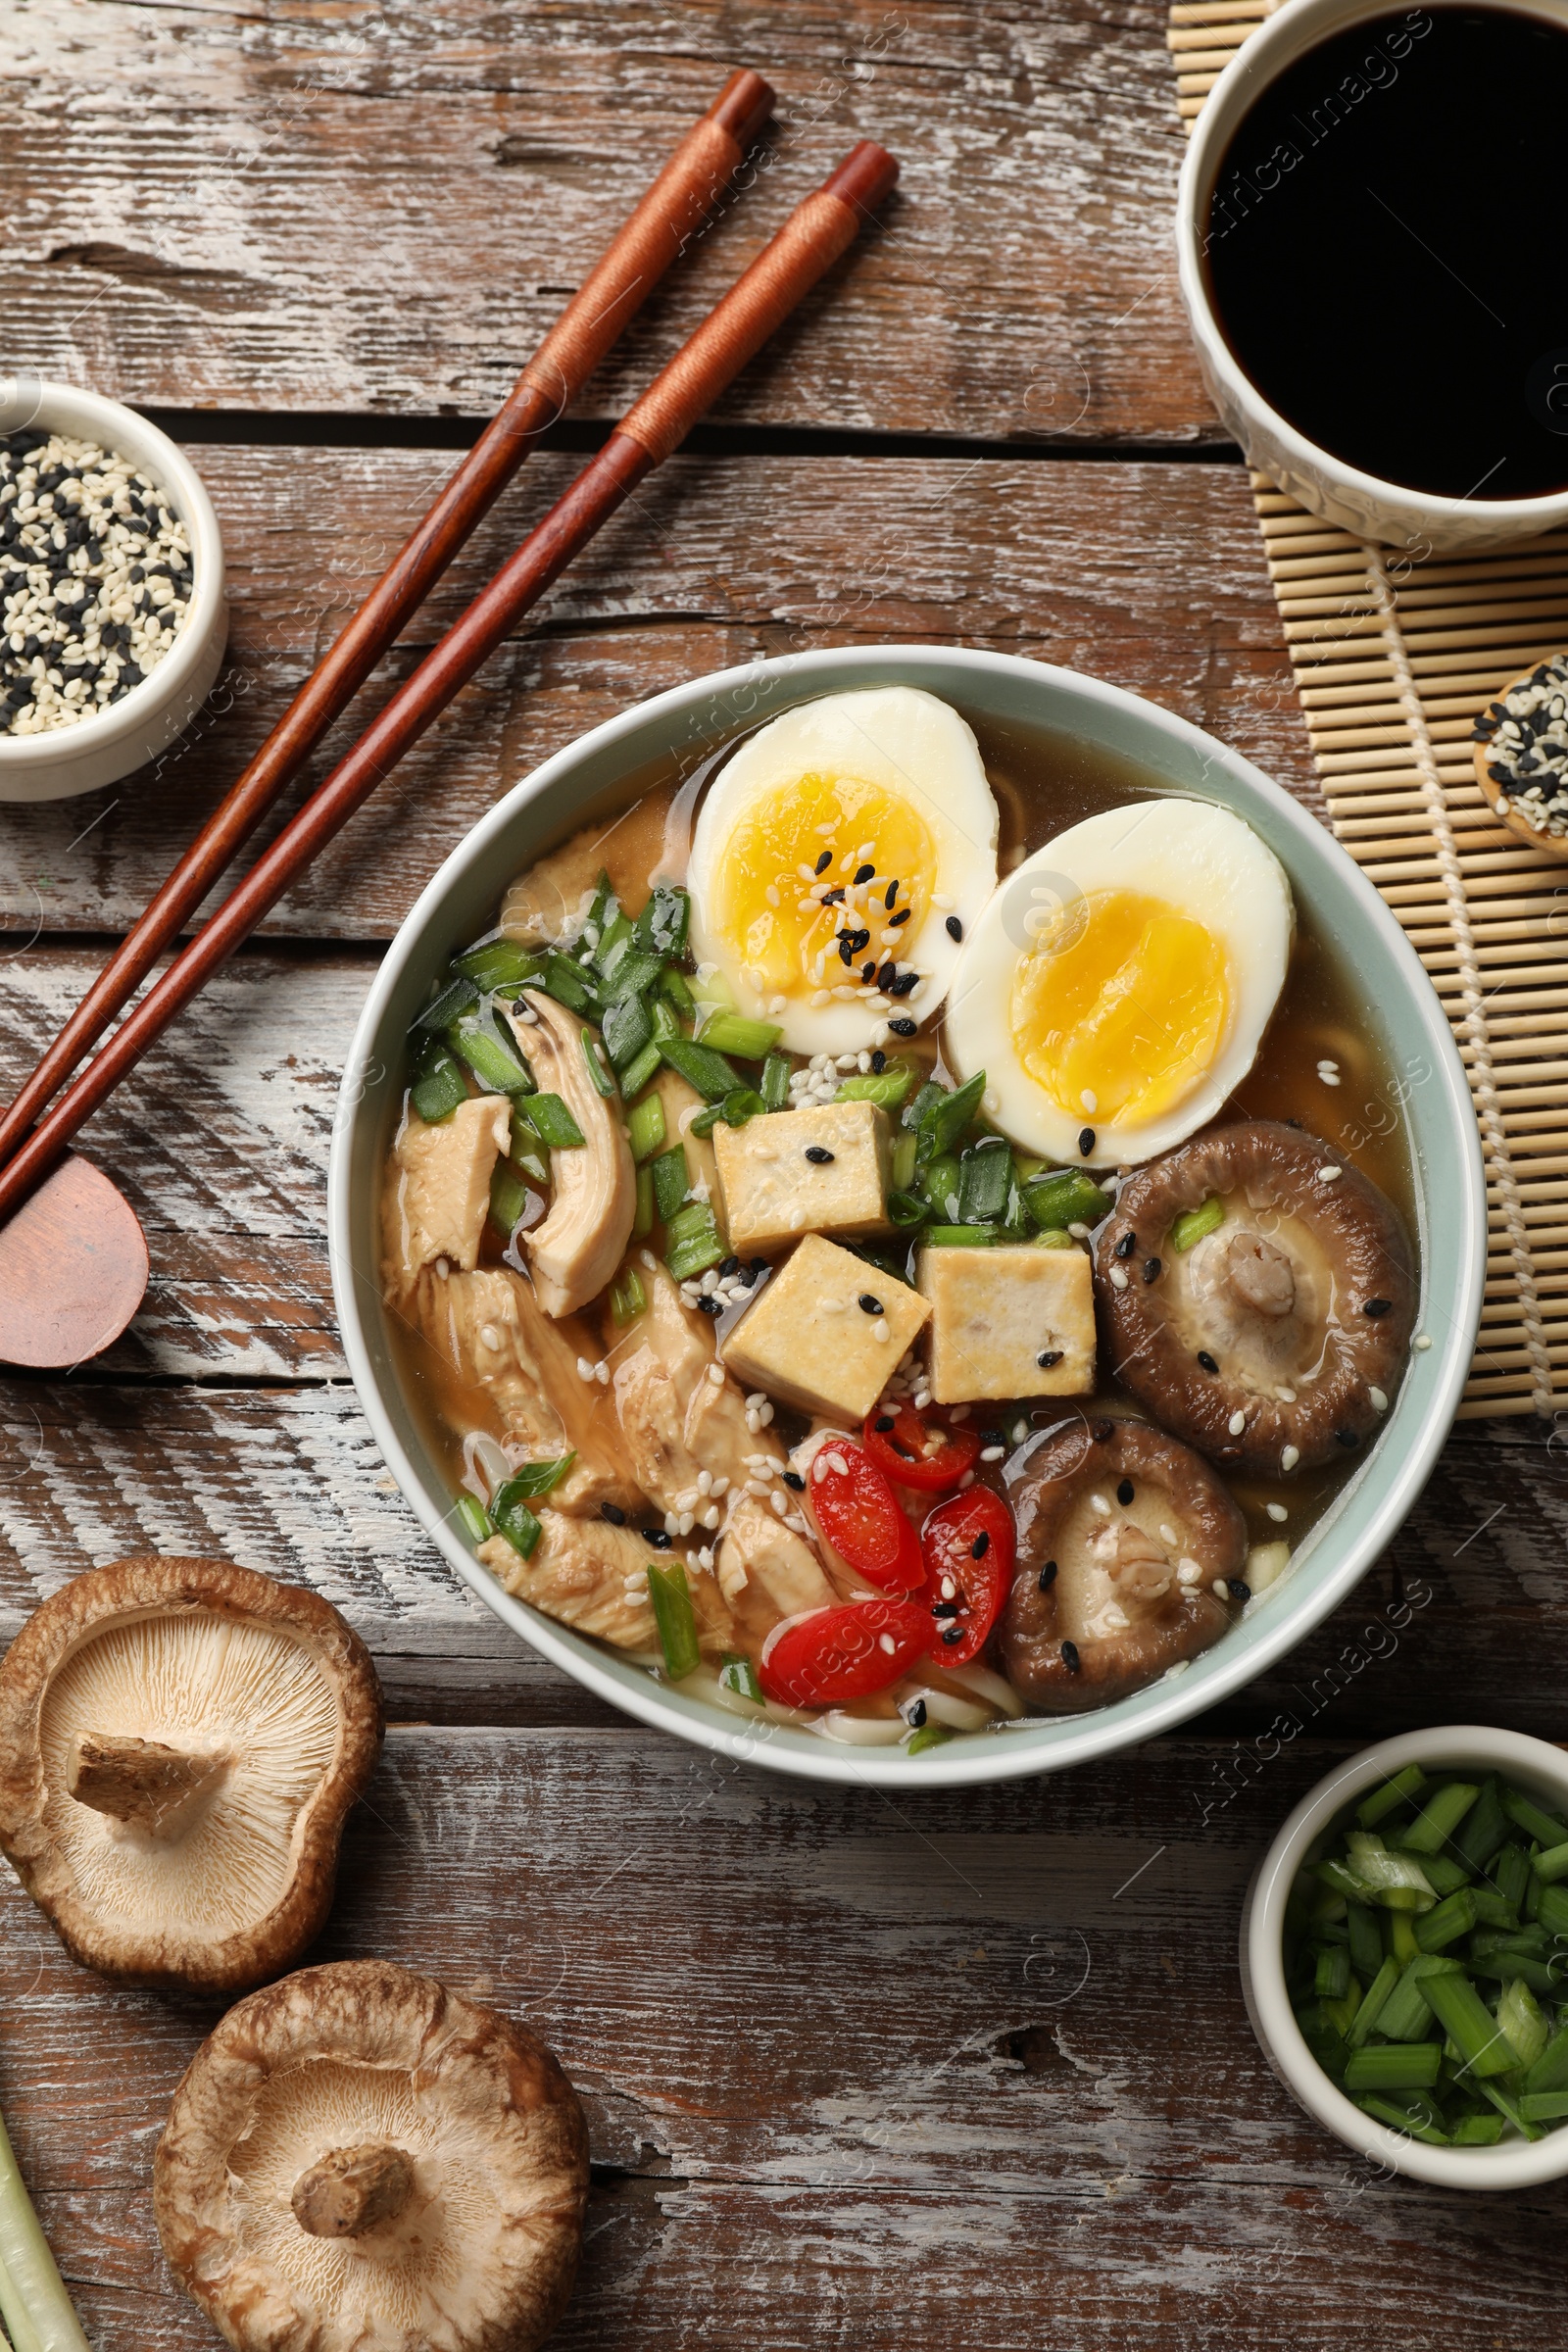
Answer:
(717, 1497, 838, 1644)
(479, 1512, 659, 1648)
(498, 828, 608, 949)
(382, 1098, 511, 1286)
(401, 1265, 641, 1516)
(520, 991, 636, 1318)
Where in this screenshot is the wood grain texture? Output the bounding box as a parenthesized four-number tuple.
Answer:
(0, 444, 1313, 938)
(2, 1731, 1564, 2352)
(2, 0, 1216, 445)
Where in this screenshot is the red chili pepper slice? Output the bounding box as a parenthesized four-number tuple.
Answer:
(760, 1594, 932, 1709)
(807, 1439, 923, 1592)
(920, 1487, 1015, 1668)
(861, 1403, 981, 1493)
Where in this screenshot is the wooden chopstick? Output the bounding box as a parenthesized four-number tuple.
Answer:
(0, 141, 898, 1228)
(0, 67, 773, 1178)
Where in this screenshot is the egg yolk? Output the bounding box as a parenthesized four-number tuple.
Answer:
(707, 771, 938, 996)
(1011, 889, 1230, 1126)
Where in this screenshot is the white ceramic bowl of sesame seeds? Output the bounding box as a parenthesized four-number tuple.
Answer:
(0, 376, 226, 801)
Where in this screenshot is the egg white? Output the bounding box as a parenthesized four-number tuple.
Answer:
(945, 797, 1295, 1165)
(687, 686, 1000, 1057)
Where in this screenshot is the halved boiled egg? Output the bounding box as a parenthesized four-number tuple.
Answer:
(945, 798, 1294, 1165)
(687, 687, 1000, 1056)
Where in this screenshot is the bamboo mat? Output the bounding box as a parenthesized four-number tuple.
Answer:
(1167, 3, 1568, 1421)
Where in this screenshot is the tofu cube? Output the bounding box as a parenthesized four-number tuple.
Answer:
(712, 1102, 892, 1256)
(917, 1244, 1096, 1403)
(720, 1232, 930, 1422)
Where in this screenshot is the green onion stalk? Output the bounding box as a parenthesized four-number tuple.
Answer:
(0, 2104, 88, 2352)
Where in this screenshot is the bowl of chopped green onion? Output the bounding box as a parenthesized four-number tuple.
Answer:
(1245, 1728, 1568, 2184)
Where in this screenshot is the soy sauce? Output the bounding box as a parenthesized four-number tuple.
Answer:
(1204, 7, 1568, 502)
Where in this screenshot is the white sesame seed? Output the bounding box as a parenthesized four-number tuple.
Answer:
(696, 1470, 712, 1495)
(1091, 1494, 1111, 1516)
(706, 1363, 725, 1389)
(941, 1577, 957, 1599)
(980, 1445, 1005, 1462)
(1080, 1089, 1097, 1113)
(678, 1511, 696, 1536)
(1228, 1409, 1246, 1436)
(1318, 1165, 1343, 1183)
(759, 1402, 774, 1424)
(697, 1546, 715, 1570)
(879, 1633, 896, 1654)
(595, 1360, 610, 1385)
(1067, 1221, 1090, 1240)
(1281, 1444, 1300, 1473)
(1413, 1333, 1432, 1351)
(1266, 1502, 1288, 1523)
(1177, 1558, 1202, 1584)
(702, 1503, 721, 1529)
(576, 1355, 595, 1382)
(664, 1511, 680, 1537)
(873, 1318, 891, 1344)
(770, 1491, 788, 1517)
(1370, 1386, 1388, 1412)
(1110, 1265, 1129, 1292)
(1277, 1387, 1296, 1403)
(1212, 1578, 1229, 1599)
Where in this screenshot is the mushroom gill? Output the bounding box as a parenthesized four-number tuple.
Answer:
(1096, 1120, 1416, 1478)
(1000, 1417, 1243, 1711)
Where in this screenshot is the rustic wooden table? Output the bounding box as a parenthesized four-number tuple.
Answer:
(1, 4, 1565, 2344)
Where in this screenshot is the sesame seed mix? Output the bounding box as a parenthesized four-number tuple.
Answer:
(0, 429, 192, 734)
(1473, 655, 1568, 838)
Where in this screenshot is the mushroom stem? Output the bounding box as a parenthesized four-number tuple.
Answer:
(291, 2144, 416, 2239)
(65, 1733, 227, 1836)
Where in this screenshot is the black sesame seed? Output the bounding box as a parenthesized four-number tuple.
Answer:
(814, 850, 833, 874)
(601, 1502, 626, 1525)
(889, 1017, 917, 1037)
(696, 1296, 722, 1317)
(878, 960, 898, 989)
(885, 881, 899, 909)
(891, 971, 919, 998)
(1228, 1578, 1251, 1601)
(1363, 1298, 1392, 1318)
(889, 906, 911, 926)
(822, 887, 845, 906)
(783, 1470, 806, 1492)
(941, 1625, 965, 1645)
(982, 1428, 1004, 1446)
(871, 1051, 886, 1073)
(970, 1532, 990, 1561)
(1092, 1419, 1113, 1443)
(1116, 1479, 1134, 1505)
(861, 961, 877, 982)
(873, 1415, 896, 1433)
(805, 1146, 836, 1164)
(1079, 1127, 1096, 1157)
(858, 1293, 884, 1315)
(855, 862, 875, 885)
(644, 1528, 673, 1547)
(932, 1599, 960, 1619)
(1143, 1257, 1161, 1285)
(718, 1255, 740, 1278)
(750, 1256, 768, 1275)
(1061, 1639, 1081, 1673)
(1198, 1350, 1219, 1374)
(1038, 1561, 1058, 1591)
(945, 915, 962, 941)
(907, 1698, 927, 1728)
(1037, 1348, 1063, 1369)
(1336, 1428, 1360, 1448)
(851, 928, 870, 952)
(839, 939, 856, 965)
(1114, 1232, 1137, 1259)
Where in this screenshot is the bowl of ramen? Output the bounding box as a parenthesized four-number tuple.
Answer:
(329, 646, 1483, 1785)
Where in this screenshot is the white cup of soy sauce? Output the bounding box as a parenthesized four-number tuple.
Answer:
(1177, 0, 1568, 555)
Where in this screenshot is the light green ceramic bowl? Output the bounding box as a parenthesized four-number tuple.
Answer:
(328, 646, 1484, 1787)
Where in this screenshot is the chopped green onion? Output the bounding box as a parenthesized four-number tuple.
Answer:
(1530, 1838, 1568, 1886)
(921, 1225, 1002, 1247)
(592, 909, 633, 976)
(903, 1077, 948, 1132)
(1374, 1957, 1449, 2041)
(611, 1267, 648, 1324)
(890, 1130, 918, 1192)
(1502, 1785, 1568, 1849)
(691, 1087, 767, 1137)
(580, 1030, 617, 1099)
(888, 1190, 932, 1228)
(1031, 1227, 1074, 1249)
(411, 1039, 468, 1124)
(633, 1162, 655, 1240)
(582, 870, 615, 941)
(837, 1067, 915, 1110)
(650, 992, 683, 1044)
(652, 1146, 690, 1225)
(412, 972, 481, 1032)
(1467, 1944, 1559, 1999)
(601, 948, 663, 1004)
(1345, 1833, 1437, 1911)
(906, 1721, 956, 1756)
(1525, 2023, 1568, 2096)
(601, 988, 654, 1073)
(627, 1093, 667, 1163)
(1293, 2002, 1348, 2083)
(1357, 1763, 1428, 1829)
(1450, 1776, 1510, 1870)
(1450, 2110, 1506, 2144)
(619, 1041, 662, 1100)
(917, 1151, 962, 1220)
(490, 1479, 547, 1560)
(1420, 1968, 1520, 2078)
(455, 938, 544, 993)
(719, 1652, 764, 1704)
(661, 1035, 743, 1102)
(695, 1009, 783, 1061)
(760, 1051, 792, 1112)
(489, 1162, 529, 1237)
(1477, 2077, 1544, 2140)
(496, 1455, 574, 1500)
(956, 1140, 1013, 1225)
(1313, 1945, 1350, 2000)
(448, 1007, 534, 1095)
(454, 1494, 493, 1544)
(537, 952, 600, 1015)
(1398, 1780, 1480, 1853)
(1414, 1888, 1479, 1951)
(1537, 1882, 1568, 1939)
(1353, 2092, 1449, 2143)
(1343, 2042, 1443, 2091)
(665, 1203, 726, 1282)
(1347, 1955, 1401, 2046)
(520, 1093, 586, 1151)
(0, 2105, 91, 2352)
(1347, 1901, 1384, 1984)
(1170, 1194, 1225, 1252)
(1496, 1975, 1550, 2070)
(631, 885, 690, 960)
(1519, 2090, 1568, 2123)
(1410, 1853, 1474, 1897)
(1469, 1886, 1521, 1929)
(647, 1561, 701, 1680)
(1022, 1169, 1114, 1232)
(915, 1070, 987, 1162)
(659, 963, 696, 1019)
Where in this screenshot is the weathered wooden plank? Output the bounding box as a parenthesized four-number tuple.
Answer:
(0, 446, 1312, 939)
(3, 0, 1214, 445)
(2, 1732, 1563, 2352)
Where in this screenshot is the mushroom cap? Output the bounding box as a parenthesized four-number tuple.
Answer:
(1095, 1121, 1415, 1477)
(0, 1558, 382, 1993)
(154, 1960, 590, 2352)
(1001, 1417, 1243, 1710)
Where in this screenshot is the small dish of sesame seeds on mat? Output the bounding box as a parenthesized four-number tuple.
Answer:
(1473, 655, 1568, 862)
(0, 379, 225, 803)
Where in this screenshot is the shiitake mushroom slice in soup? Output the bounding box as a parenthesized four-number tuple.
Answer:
(1096, 1120, 1415, 1480)
(1001, 1418, 1244, 1711)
